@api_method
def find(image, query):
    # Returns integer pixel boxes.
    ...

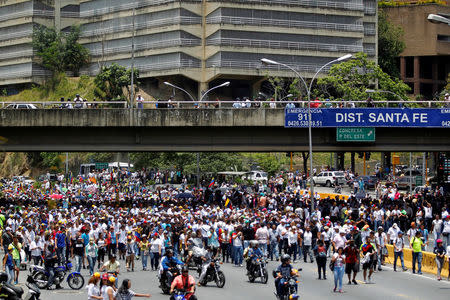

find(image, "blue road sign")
[285,108,450,128]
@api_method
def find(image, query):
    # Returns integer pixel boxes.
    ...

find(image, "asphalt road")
[17,256,449,300]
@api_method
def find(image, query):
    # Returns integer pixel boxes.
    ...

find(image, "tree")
[316,52,410,101]
[63,25,90,76]
[32,25,89,76]
[94,63,139,101]
[378,10,406,78]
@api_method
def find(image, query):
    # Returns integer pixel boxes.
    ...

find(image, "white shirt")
[424,207,432,219]
[388,227,399,241]
[87,283,100,300]
[255,227,269,244]
[303,231,312,246]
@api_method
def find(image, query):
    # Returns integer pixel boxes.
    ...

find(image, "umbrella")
[174,192,194,200]
[50,194,63,200]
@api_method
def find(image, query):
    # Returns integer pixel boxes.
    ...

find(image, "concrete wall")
[384,4,450,57]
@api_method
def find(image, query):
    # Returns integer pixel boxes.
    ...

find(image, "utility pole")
[196,153,200,188]
[130,1,136,108]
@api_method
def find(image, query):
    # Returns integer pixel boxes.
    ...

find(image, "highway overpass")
[0,108,449,152]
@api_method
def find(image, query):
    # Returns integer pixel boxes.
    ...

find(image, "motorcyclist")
[170,266,197,300]
[274,254,298,298]
[44,243,61,290]
[161,249,184,285]
[198,246,215,285]
[99,254,120,287]
[246,240,263,276]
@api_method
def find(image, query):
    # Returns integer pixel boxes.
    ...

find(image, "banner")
[285,108,450,128]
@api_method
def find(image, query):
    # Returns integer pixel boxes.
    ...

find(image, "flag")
[208,178,215,188]
[225,198,231,208]
[89,177,97,184]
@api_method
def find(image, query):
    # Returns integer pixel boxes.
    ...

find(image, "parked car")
[4,103,37,109]
[396,176,416,190]
[312,171,346,187]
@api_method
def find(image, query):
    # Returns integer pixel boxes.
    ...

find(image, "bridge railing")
[0,101,128,109]
[0,100,448,109]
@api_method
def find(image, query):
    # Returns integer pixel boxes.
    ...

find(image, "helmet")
[7,245,13,251]
[165,249,173,256]
[250,240,258,248]
[289,294,300,300]
[281,254,291,264]
[93,272,100,278]
[181,266,189,273]
[436,239,443,243]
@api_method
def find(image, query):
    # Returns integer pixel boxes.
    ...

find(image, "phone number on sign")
[287,120,323,127]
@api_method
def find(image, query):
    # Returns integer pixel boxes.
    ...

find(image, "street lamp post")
[261,54,352,211]
[163,82,196,102]
[199,82,230,102]
[280,94,294,102]
[427,14,450,25]
[130,1,136,109]
[365,89,406,107]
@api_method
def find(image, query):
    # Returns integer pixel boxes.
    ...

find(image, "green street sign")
[336,127,375,142]
[95,163,109,170]
[415,176,423,186]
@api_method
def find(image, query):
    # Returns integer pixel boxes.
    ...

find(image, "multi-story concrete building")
[0,0,79,90]
[1,0,378,99]
[78,0,378,100]
[384,3,450,99]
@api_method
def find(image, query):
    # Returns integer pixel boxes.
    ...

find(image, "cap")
[436,239,443,243]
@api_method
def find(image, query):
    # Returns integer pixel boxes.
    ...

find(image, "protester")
[331,247,345,293]
[115,278,151,299]
[410,231,423,275]
[433,239,446,281]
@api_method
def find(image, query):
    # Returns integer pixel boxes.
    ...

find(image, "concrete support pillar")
[351,152,355,174]
[413,56,420,95]
[382,152,391,176]
[400,57,406,80]
[432,57,439,96]
[54,1,61,30]
[198,82,208,102]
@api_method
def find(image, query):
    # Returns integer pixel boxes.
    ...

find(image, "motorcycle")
[198,259,225,288]
[0,272,24,300]
[31,261,84,290]
[171,289,188,300]
[24,274,41,300]
[159,265,181,294]
[275,276,299,300]
[247,257,269,284]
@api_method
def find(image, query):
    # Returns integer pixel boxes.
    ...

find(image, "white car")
[5,103,37,109]
[313,171,346,187]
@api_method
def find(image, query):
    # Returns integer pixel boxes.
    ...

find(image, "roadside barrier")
[385,244,449,275]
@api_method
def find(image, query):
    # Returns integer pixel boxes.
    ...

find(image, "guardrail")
[212,0,365,12]
[207,37,363,53]
[206,16,364,32]
[1,100,448,109]
[0,101,128,109]
[88,39,200,57]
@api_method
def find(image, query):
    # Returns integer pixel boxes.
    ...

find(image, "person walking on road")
[410,231,424,275]
[315,240,327,280]
[434,239,446,281]
[344,239,359,284]
[115,278,151,299]
[331,247,345,293]
[393,231,407,272]
[361,235,376,284]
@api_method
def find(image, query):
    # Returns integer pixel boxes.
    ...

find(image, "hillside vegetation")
[0,74,96,103]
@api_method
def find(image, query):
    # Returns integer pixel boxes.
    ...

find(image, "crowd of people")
[0,168,449,299]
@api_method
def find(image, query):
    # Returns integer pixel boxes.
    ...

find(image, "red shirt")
[171,275,196,299]
[344,245,358,264]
